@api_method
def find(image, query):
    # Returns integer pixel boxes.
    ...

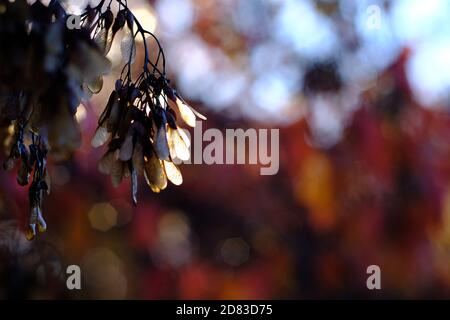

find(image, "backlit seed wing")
[163,160,183,186]
[132,142,144,174]
[123,161,131,178]
[121,28,136,64]
[27,206,40,240]
[94,27,113,55]
[112,9,126,35]
[176,98,196,127]
[119,134,134,161]
[176,97,207,121]
[154,125,170,160]
[107,99,121,132]
[167,127,190,161]
[99,91,117,125]
[25,226,36,241]
[111,160,125,187]
[82,83,94,99]
[87,76,104,94]
[68,42,111,82]
[48,111,82,158]
[144,154,167,192]
[98,150,117,175]
[91,125,110,147]
[178,128,191,148]
[188,104,207,120]
[37,210,47,233]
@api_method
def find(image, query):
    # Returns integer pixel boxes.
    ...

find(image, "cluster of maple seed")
[0,0,205,240]
[92,76,206,203]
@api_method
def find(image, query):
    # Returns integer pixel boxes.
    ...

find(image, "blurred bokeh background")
[2,0,450,299]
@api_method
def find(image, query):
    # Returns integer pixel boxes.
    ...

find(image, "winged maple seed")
[92,77,206,201]
[0,0,206,239]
